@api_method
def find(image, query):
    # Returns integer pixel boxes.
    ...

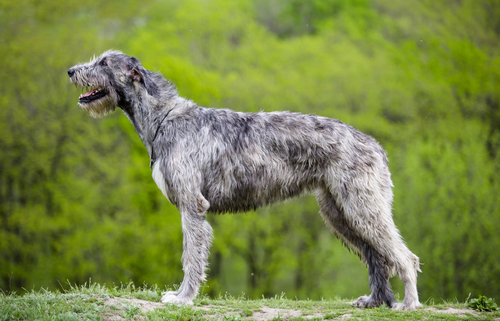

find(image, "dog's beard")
[78,95,116,118]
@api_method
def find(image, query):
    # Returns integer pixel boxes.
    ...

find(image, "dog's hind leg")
[161,193,213,305]
[316,188,396,308]
[323,168,422,310]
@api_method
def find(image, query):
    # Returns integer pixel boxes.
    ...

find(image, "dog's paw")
[352,295,380,308]
[161,291,193,305]
[392,301,423,311]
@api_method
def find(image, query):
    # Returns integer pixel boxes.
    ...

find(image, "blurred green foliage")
[1,0,499,303]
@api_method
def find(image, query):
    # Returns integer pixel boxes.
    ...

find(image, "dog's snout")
[67,68,75,77]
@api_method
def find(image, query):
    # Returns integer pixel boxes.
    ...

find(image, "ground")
[1,283,497,320]
[101,296,483,320]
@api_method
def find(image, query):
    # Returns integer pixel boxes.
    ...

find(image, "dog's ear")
[125,57,159,97]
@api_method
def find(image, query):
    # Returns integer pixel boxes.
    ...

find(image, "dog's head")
[68,50,159,118]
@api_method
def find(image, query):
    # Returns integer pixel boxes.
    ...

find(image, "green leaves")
[468,295,499,312]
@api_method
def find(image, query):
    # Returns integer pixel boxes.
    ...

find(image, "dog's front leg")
[161,194,213,305]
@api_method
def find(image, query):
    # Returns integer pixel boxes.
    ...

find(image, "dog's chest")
[152,163,171,202]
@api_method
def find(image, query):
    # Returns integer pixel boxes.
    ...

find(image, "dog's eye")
[100,59,107,67]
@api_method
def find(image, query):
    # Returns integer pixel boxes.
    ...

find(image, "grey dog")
[68,50,422,310]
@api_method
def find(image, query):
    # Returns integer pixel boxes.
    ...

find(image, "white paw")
[161,291,193,305]
[352,295,379,308]
[392,301,423,311]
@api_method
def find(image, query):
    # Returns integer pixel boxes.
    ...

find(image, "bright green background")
[1,0,499,303]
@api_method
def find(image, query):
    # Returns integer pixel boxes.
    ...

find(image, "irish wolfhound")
[68,50,422,310]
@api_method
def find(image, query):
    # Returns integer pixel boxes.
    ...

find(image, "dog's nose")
[67,68,75,77]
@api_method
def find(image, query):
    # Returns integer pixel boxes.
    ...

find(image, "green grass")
[1,282,498,320]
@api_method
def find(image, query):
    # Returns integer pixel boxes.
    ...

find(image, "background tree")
[1,0,499,302]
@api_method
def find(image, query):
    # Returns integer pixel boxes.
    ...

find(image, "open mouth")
[79,87,108,103]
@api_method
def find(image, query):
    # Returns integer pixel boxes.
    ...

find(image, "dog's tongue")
[80,89,98,98]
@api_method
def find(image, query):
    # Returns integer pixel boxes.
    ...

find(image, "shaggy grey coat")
[68,50,422,310]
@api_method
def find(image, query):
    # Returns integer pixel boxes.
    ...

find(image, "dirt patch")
[102,297,166,320]
[425,307,478,316]
[104,297,166,312]
[196,305,326,320]
[249,306,324,320]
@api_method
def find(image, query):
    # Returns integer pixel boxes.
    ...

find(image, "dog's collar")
[149,108,173,169]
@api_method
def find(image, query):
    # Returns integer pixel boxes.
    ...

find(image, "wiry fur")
[68,50,422,310]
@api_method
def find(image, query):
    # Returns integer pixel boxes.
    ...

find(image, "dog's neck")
[119,90,196,168]
[118,96,167,163]
[118,72,177,137]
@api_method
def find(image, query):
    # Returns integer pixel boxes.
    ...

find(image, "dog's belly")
[202,173,315,214]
